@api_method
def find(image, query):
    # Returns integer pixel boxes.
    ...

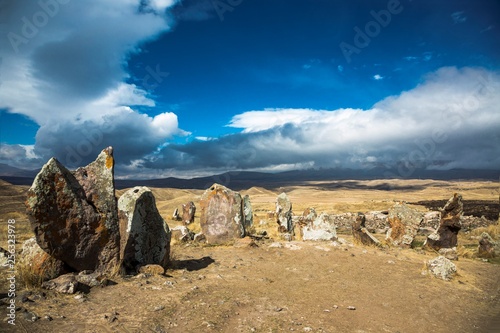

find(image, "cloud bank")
[141,67,500,177]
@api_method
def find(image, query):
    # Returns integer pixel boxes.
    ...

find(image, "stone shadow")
[171,256,215,271]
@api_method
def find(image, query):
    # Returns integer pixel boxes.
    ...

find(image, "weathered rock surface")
[363,211,389,233]
[386,203,422,247]
[352,213,381,246]
[171,225,195,243]
[138,264,165,275]
[478,232,499,258]
[20,237,68,281]
[42,273,79,294]
[276,193,293,233]
[302,213,337,241]
[422,211,441,229]
[425,193,463,250]
[25,147,120,274]
[172,208,181,221]
[243,195,253,229]
[118,186,171,272]
[199,184,248,244]
[426,256,457,281]
[182,201,196,224]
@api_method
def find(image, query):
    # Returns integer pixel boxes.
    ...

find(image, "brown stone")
[26,147,120,274]
[138,264,165,275]
[182,201,196,224]
[425,193,463,250]
[199,183,247,244]
[386,203,422,247]
[42,273,79,294]
[478,232,498,258]
[118,186,171,273]
[352,213,381,246]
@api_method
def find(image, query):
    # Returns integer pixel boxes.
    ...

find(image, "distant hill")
[0,163,39,178]
[1,166,498,190]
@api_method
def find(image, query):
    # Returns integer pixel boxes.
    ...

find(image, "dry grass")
[470,223,500,239]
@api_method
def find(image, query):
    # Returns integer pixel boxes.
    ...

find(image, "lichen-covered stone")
[426,256,457,281]
[20,237,68,282]
[386,203,422,247]
[199,184,247,244]
[302,213,337,241]
[276,193,293,233]
[25,147,120,274]
[182,201,196,224]
[425,193,463,250]
[243,195,253,230]
[118,186,171,273]
[478,232,499,258]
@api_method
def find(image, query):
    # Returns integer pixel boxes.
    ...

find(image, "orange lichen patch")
[106,155,114,169]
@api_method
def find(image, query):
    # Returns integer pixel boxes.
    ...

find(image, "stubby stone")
[118,186,171,273]
[478,232,499,258]
[171,226,195,244]
[42,273,79,294]
[193,232,207,243]
[25,147,120,274]
[302,213,337,241]
[276,193,293,233]
[182,201,196,224]
[386,203,422,247]
[425,193,463,250]
[172,208,181,221]
[243,195,253,229]
[199,184,248,244]
[20,237,68,281]
[299,208,318,227]
[352,213,381,246]
[426,256,457,281]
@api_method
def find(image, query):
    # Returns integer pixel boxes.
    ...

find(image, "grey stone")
[302,213,337,241]
[426,256,457,281]
[352,213,381,246]
[276,193,293,233]
[425,193,463,250]
[182,201,196,224]
[386,203,422,247]
[118,186,171,273]
[42,273,79,294]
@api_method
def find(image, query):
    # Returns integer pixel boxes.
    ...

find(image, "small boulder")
[42,273,79,294]
[425,193,463,250]
[386,203,422,247]
[199,184,248,244]
[182,201,196,224]
[299,207,318,226]
[302,213,337,241]
[193,232,207,243]
[118,186,171,273]
[171,226,195,244]
[138,264,165,275]
[352,213,381,246]
[478,232,499,258]
[426,256,457,281]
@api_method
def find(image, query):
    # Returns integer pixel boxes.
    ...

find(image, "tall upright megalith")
[26,147,120,274]
[199,184,250,244]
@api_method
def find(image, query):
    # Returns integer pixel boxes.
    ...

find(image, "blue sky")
[0,0,499,178]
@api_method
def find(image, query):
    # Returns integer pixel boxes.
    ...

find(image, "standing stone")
[276,193,293,233]
[300,208,317,226]
[425,193,463,250]
[25,147,120,274]
[386,203,422,247]
[172,208,181,221]
[182,201,196,224]
[243,195,253,230]
[478,232,499,258]
[118,186,171,272]
[352,213,381,246]
[302,213,337,241]
[199,183,247,244]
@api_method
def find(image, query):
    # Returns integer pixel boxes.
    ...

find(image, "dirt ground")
[0,178,499,332]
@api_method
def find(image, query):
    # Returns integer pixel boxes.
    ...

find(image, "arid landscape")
[0,178,499,333]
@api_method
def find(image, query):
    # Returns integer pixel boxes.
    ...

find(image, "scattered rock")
[302,213,337,241]
[139,264,165,275]
[425,194,463,250]
[352,213,381,246]
[299,207,318,226]
[386,203,422,247]
[182,201,196,224]
[193,233,207,243]
[199,184,249,244]
[42,273,79,294]
[276,193,293,233]
[426,256,457,281]
[171,226,195,243]
[363,211,389,233]
[172,208,181,221]
[347,306,356,310]
[233,237,257,248]
[478,232,499,258]
[118,186,171,273]
[422,211,441,229]
[23,310,39,322]
[26,147,120,274]
[438,247,458,261]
